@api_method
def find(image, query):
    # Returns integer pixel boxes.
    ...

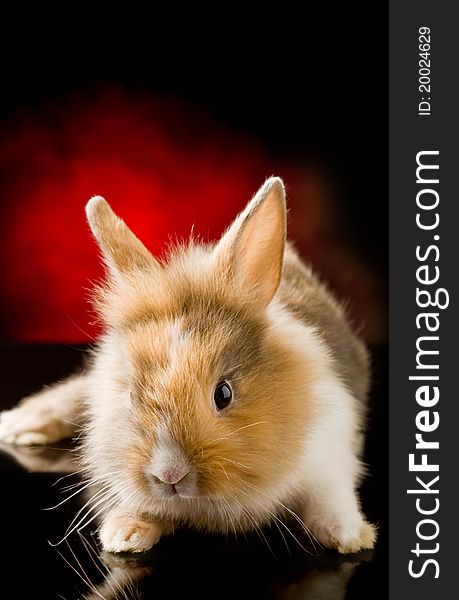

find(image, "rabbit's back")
[278,243,370,405]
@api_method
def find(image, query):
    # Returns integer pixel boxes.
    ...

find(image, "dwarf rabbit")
[0,177,375,554]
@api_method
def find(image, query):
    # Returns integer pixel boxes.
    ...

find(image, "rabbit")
[0,177,376,554]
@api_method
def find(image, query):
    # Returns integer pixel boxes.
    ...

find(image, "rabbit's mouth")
[154,483,189,498]
[148,469,199,500]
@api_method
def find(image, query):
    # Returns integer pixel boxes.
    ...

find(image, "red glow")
[0,88,275,341]
[0,87,386,344]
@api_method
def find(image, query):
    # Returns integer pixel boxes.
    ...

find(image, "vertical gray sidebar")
[390,3,458,597]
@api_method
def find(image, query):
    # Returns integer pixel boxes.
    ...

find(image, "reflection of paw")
[309,516,376,554]
[99,514,161,553]
[0,442,75,473]
[0,405,73,445]
[100,549,152,570]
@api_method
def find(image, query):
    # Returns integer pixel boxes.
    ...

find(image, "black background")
[0,7,387,273]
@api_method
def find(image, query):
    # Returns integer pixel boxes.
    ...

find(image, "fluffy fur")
[0,177,375,554]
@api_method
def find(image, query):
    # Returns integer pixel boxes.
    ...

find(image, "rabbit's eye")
[214,381,232,411]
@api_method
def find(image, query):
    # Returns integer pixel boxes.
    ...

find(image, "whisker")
[213,421,267,442]
[65,314,98,343]
[223,363,244,375]
[266,509,309,554]
[209,463,321,555]
[52,468,88,487]
[238,485,313,554]
[219,457,251,471]
[240,479,321,553]
[215,462,230,481]
[44,478,102,511]
[49,486,116,546]
[52,468,86,483]
[60,417,83,428]
[61,471,119,493]
[32,445,76,452]
[66,537,104,598]
[46,470,121,511]
[230,496,276,558]
[78,531,106,579]
[70,494,120,542]
[60,480,87,493]
[55,546,106,600]
[78,531,137,600]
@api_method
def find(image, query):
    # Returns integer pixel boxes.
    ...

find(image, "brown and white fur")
[0,178,376,554]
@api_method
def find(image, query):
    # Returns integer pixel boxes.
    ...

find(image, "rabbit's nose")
[151,465,190,486]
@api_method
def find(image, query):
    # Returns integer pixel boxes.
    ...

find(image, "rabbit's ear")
[86,196,162,277]
[215,177,286,306]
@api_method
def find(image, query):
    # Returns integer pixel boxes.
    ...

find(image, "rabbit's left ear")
[214,177,287,307]
[86,196,162,279]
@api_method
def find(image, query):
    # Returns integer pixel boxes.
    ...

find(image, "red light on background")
[0,86,386,344]
[0,87,275,341]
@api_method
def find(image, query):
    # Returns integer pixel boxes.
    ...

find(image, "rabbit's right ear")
[86,197,162,278]
[214,177,286,307]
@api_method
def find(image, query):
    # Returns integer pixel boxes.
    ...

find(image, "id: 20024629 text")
[418,26,431,116]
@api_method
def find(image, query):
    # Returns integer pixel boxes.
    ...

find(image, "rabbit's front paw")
[308,514,376,554]
[99,513,162,553]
